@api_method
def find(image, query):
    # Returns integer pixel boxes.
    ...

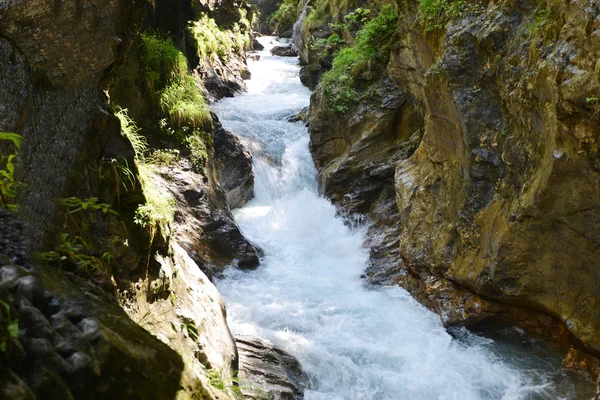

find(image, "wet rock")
[214,119,255,209]
[157,157,260,273]
[241,67,252,80]
[253,39,265,51]
[299,65,325,90]
[270,46,298,57]
[287,107,309,123]
[236,335,309,400]
[247,52,262,62]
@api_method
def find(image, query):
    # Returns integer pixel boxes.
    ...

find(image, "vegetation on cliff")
[319,5,398,113]
[0,132,22,211]
[267,0,300,34]
[189,14,251,63]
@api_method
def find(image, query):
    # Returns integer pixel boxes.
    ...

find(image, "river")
[212,37,592,400]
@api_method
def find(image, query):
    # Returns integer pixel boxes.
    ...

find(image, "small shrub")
[345,7,370,25]
[185,132,210,168]
[150,149,180,166]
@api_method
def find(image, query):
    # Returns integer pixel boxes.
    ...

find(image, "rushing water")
[212,38,593,400]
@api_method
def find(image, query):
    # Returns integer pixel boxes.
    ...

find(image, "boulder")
[214,120,255,209]
[253,39,265,51]
[270,46,298,57]
[236,335,309,399]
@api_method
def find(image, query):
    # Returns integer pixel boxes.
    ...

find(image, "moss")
[306,0,352,29]
[135,163,176,241]
[319,5,398,113]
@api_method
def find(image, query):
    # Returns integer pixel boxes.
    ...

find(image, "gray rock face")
[0,0,146,250]
[236,335,309,399]
[156,157,260,276]
[214,120,255,209]
[307,0,600,379]
[0,208,188,400]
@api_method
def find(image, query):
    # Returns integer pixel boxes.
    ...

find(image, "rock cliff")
[0,0,308,398]
[306,0,600,382]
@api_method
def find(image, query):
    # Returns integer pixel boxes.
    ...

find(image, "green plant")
[59,197,118,216]
[139,34,212,128]
[159,73,211,128]
[528,8,549,33]
[0,299,18,353]
[188,15,248,62]
[587,96,599,119]
[157,119,211,169]
[0,132,23,209]
[345,7,370,25]
[418,0,480,32]
[37,233,114,275]
[115,109,148,159]
[268,0,299,33]
[306,0,357,29]
[185,132,210,168]
[99,157,138,204]
[319,5,398,113]
[139,33,187,91]
[135,163,176,241]
[114,108,177,245]
[150,149,180,166]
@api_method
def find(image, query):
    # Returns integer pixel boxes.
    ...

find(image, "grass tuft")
[319,5,398,113]
[139,33,212,128]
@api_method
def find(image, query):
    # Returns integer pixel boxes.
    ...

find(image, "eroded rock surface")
[236,335,309,400]
[308,0,600,370]
[0,208,196,400]
[214,119,255,209]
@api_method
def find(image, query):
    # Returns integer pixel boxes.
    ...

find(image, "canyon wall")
[306,0,600,375]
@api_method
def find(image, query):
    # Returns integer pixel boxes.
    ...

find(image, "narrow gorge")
[0,0,599,399]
